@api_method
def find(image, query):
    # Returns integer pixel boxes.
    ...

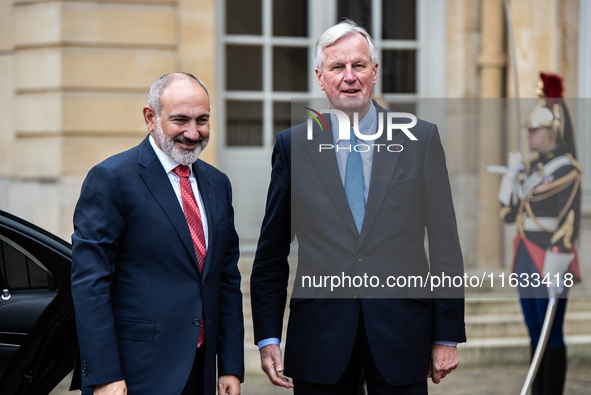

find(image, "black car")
[0,210,77,394]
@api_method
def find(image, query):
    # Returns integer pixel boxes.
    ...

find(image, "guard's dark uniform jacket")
[502,148,582,282]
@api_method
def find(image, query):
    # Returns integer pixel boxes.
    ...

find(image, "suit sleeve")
[421,125,467,343]
[250,131,293,344]
[216,175,245,379]
[71,163,125,387]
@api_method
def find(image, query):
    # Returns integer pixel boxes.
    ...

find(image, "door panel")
[0,211,76,395]
[0,344,19,380]
[0,291,56,333]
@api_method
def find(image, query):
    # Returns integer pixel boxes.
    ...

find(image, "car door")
[0,210,77,395]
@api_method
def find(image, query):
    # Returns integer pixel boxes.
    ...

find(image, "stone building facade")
[1,0,589,276]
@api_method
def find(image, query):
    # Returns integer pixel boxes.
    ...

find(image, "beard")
[152,121,209,166]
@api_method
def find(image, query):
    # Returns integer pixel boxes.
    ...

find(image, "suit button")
[356,255,364,263]
[193,318,200,327]
[353,291,360,299]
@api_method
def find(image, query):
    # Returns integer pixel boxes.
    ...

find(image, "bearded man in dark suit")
[71,72,243,395]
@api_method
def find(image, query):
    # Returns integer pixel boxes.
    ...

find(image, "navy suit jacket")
[71,136,243,394]
[251,102,466,385]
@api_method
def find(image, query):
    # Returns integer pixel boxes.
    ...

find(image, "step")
[244,336,591,374]
[465,297,590,315]
[458,335,591,365]
[466,311,591,338]
[240,262,591,365]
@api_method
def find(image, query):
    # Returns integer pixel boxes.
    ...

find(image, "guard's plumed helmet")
[526,73,563,131]
[526,72,576,157]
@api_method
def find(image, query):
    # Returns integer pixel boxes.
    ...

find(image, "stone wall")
[0,0,217,240]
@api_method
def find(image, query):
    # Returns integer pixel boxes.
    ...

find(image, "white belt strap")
[521,155,572,198]
[523,217,558,232]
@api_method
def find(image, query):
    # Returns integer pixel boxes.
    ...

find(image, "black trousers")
[293,314,427,395]
[181,342,207,395]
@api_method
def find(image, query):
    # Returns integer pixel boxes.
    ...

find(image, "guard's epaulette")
[531,168,579,196]
[566,153,583,173]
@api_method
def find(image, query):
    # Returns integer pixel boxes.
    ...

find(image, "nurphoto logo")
[303,107,418,153]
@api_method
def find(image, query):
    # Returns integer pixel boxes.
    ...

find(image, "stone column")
[0,0,15,204]
[476,0,505,268]
[507,0,561,100]
[445,0,482,268]
[178,0,217,165]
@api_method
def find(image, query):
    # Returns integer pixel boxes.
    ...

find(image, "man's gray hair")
[148,72,209,117]
[314,20,378,70]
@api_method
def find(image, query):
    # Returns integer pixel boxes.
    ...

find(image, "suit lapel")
[193,160,216,280]
[358,105,404,247]
[306,120,359,238]
[137,137,200,274]
[306,104,406,242]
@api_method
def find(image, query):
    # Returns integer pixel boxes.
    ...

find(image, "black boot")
[542,346,567,395]
[531,345,545,395]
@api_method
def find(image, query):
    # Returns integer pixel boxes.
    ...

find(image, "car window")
[0,236,55,291]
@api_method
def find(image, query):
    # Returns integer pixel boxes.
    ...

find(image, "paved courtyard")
[50,357,591,394]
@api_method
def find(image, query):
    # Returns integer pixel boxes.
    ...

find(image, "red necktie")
[173,165,206,347]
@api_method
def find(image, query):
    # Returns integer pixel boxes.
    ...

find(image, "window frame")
[0,235,54,291]
[216,0,447,153]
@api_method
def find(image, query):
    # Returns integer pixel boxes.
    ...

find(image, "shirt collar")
[331,100,377,144]
[148,134,191,175]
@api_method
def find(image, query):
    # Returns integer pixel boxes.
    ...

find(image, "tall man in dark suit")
[71,72,243,395]
[250,21,466,394]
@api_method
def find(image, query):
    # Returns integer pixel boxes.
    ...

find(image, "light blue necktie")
[345,127,365,233]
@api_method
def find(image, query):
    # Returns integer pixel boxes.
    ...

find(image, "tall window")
[221,0,310,149]
[338,0,417,95]
[217,0,445,248]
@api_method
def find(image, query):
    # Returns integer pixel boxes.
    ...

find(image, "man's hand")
[427,344,459,384]
[259,344,294,388]
[218,374,241,395]
[94,380,127,394]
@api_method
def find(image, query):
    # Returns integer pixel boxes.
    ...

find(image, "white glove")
[506,152,525,177]
[498,152,525,206]
[543,250,574,298]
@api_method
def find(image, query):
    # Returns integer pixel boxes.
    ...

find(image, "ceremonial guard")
[498,72,582,395]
